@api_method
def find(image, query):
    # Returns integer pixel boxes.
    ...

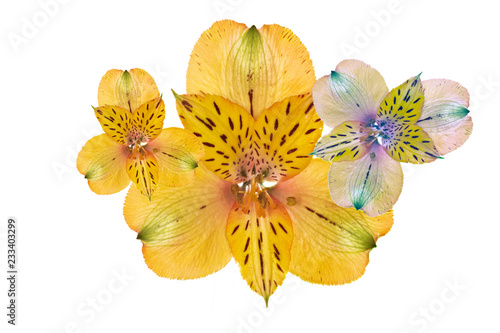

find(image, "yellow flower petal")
[270,159,394,284]
[226,198,293,304]
[98,68,159,112]
[328,144,403,216]
[418,79,473,155]
[174,92,255,182]
[93,105,131,144]
[313,121,371,162]
[383,124,440,163]
[377,74,424,125]
[123,163,234,279]
[186,20,315,118]
[76,134,130,195]
[253,94,323,181]
[126,148,159,199]
[148,127,204,187]
[131,97,165,142]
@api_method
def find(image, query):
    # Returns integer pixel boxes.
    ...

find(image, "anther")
[236,192,244,205]
[258,192,269,209]
[286,197,297,206]
[231,184,240,195]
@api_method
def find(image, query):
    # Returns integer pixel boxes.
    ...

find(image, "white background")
[1,0,499,332]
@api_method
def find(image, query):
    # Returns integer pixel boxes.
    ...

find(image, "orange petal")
[227,198,293,304]
[148,127,205,187]
[187,20,315,118]
[270,159,394,284]
[417,79,473,155]
[123,163,234,279]
[76,134,130,195]
[93,105,131,144]
[253,94,323,182]
[98,69,159,112]
[174,92,255,182]
[126,148,159,199]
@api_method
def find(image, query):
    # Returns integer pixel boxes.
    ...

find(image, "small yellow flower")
[77,69,204,199]
[123,21,394,304]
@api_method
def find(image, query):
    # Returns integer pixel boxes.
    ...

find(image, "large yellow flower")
[123,21,394,304]
[77,69,204,198]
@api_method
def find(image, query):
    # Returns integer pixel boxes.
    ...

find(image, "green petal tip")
[171,89,181,101]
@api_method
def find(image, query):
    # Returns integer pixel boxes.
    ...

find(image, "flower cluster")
[78,20,472,304]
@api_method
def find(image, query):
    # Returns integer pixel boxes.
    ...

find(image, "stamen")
[236,192,244,205]
[232,172,276,216]
[365,135,376,143]
[231,184,240,195]
[362,119,400,147]
[126,127,151,152]
[255,174,263,184]
[258,192,269,209]
[365,119,376,128]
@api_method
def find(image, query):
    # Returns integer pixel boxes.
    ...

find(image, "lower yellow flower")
[77,69,204,198]
[123,92,394,304]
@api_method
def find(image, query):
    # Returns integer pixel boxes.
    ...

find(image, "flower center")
[231,172,277,217]
[126,128,150,152]
[364,119,399,146]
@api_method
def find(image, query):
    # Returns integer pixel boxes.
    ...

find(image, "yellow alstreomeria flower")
[312,60,473,216]
[77,69,204,199]
[123,21,394,304]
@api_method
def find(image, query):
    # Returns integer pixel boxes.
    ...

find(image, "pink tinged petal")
[418,79,473,155]
[313,121,371,162]
[313,60,389,128]
[328,143,403,216]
